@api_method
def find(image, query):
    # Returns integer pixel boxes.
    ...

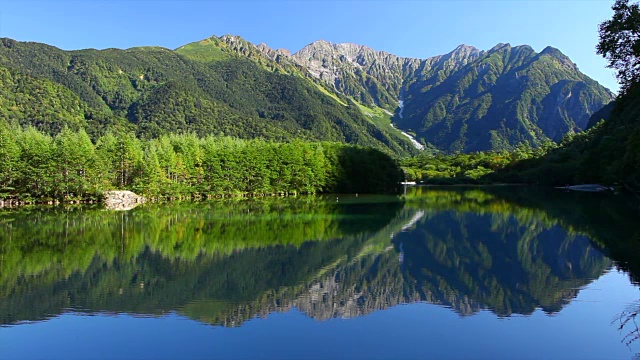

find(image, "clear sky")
[0,0,619,92]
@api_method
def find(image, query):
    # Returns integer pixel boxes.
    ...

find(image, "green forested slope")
[496,84,640,186]
[492,0,640,186]
[0,34,613,156]
[0,65,129,137]
[290,40,613,152]
[0,37,416,156]
[398,45,613,152]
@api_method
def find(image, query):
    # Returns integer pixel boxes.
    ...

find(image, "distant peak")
[450,44,481,55]
[218,34,241,40]
[513,44,534,51]
[256,42,271,52]
[301,40,368,51]
[277,48,292,56]
[540,46,564,57]
[195,34,248,44]
[539,46,574,63]
[212,34,255,46]
[308,39,332,46]
[296,39,332,52]
[539,46,576,69]
[257,42,291,57]
[489,43,511,52]
[294,39,371,59]
[442,44,482,64]
[454,44,476,51]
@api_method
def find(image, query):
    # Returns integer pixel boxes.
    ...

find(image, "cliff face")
[0,34,614,154]
[282,41,614,152]
[291,41,416,109]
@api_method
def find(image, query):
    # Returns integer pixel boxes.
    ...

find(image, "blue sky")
[1,0,619,92]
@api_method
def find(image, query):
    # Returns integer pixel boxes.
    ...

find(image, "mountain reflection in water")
[1,186,638,330]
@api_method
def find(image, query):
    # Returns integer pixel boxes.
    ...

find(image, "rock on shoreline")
[103,191,146,211]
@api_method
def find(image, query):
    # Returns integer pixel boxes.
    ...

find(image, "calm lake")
[1,186,640,359]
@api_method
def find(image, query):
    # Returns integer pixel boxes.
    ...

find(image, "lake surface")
[1,186,640,359]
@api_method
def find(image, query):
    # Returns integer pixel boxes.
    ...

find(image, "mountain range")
[0,35,614,154]
[282,39,614,151]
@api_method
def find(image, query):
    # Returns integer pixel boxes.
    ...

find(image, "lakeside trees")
[0,126,403,201]
[400,142,556,184]
[488,0,640,187]
[597,0,640,93]
[401,1,640,188]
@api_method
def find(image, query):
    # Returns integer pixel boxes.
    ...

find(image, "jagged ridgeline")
[0,35,613,155]
[290,41,614,152]
[0,37,416,156]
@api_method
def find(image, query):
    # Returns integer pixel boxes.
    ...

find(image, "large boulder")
[103,190,145,211]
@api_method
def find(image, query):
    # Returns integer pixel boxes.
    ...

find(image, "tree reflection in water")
[0,186,639,331]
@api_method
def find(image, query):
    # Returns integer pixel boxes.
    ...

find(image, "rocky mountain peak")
[216,34,253,48]
[294,40,392,63]
[443,44,483,64]
[290,40,418,108]
[489,42,511,51]
[218,34,244,42]
[178,35,613,152]
[452,44,480,53]
[256,43,291,61]
[540,46,577,70]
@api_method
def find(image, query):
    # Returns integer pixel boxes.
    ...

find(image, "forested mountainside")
[0,34,613,155]
[487,0,640,187]
[495,83,640,186]
[289,40,614,152]
[398,79,640,187]
[0,37,416,156]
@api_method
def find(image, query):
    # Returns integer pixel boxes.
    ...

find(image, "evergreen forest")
[400,0,640,189]
[0,125,403,202]
[1,0,639,201]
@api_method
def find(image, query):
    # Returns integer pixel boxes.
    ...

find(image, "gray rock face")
[207,35,304,76]
[290,41,413,109]
[256,43,291,61]
[280,40,613,151]
[286,41,482,110]
[103,190,145,211]
[244,36,614,152]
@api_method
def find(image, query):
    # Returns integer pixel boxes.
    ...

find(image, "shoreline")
[1,182,622,211]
